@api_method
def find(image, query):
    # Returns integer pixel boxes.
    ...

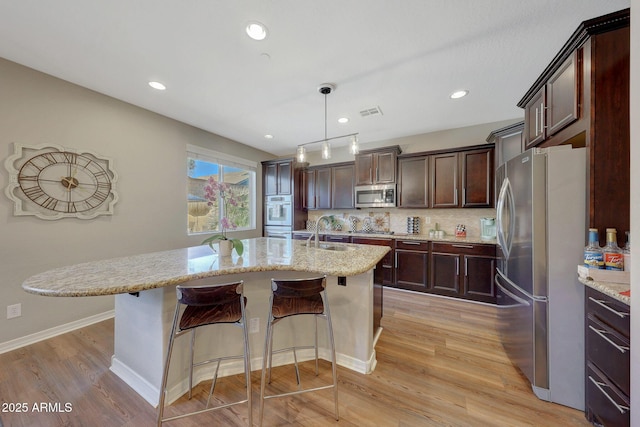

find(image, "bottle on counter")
[584,228,604,269]
[603,228,624,271]
[623,231,631,272]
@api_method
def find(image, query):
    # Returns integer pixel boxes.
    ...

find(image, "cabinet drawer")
[323,235,351,243]
[431,242,495,256]
[586,287,630,337]
[395,240,429,251]
[587,314,630,397]
[586,363,630,427]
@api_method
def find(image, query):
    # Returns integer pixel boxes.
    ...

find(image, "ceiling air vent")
[359,106,383,118]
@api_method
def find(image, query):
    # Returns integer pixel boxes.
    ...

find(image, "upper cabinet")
[523,52,580,149]
[303,162,354,210]
[398,156,429,208]
[263,159,292,195]
[517,8,630,246]
[355,146,401,186]
[429,146,494,208]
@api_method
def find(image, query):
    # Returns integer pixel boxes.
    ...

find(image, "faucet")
[307,215,333,246]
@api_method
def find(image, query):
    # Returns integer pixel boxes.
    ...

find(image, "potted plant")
[201,178,244,256]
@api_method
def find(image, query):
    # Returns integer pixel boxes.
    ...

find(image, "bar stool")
[258,275,338,426]
[157,281,252,426]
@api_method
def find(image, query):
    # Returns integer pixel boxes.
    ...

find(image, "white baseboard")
[0,310,115,355]
[110,356,160,406]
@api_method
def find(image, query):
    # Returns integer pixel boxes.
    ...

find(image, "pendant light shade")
[350,135,359,155]
[321,141,331,160]
[297,146,306,162]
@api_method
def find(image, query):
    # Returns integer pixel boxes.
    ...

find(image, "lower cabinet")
[429,242,497,303]
[393,240,429,292]
[351,237,394,287]
[585,286,630,427]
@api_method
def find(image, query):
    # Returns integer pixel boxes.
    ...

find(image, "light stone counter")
[22,237,389,406]
[22,237,390,297]
[578,276,630,306]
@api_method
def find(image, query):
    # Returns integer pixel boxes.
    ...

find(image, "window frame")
[187,144,257,236]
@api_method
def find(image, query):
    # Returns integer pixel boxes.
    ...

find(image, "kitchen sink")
[303,242,355,251]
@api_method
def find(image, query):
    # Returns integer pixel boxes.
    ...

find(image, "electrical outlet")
[425,217,431,224]
[7,303,21,319]
[249,317,259,334]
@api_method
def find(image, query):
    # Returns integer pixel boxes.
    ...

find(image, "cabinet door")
[524,88,546,149]
[331,164,355,209]
[429,252,459,296]
[355,153,374,185]
[430,153,458,208]
[546,52,579,137]
[376,151,396,184]
[352,237,394,286]
[303,169,316,209]
[264,163,278,196]
[395,250,429,290]
[496,128,524,167]
[315,168,332,209]
[398,156,428,208]
[462,255,496,303]
[277,161,292,195]
[460,148,493,208]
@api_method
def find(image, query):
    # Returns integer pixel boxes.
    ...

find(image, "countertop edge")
[578,276,630,306]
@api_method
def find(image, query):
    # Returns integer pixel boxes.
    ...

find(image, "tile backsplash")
[308,208,497,238]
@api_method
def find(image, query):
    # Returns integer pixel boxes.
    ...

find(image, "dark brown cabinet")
[331,163,355,209]
[304,163,354,210]
[518,9,630,247]
[397,156,429,208]
[429,242,496,303]
[430,147,494,208]
[524,52,580,149]
[263,159,292,196]
[585,286,630,426]
[393,240,429,292]
[355,146,400,186]
[303,166,331,210]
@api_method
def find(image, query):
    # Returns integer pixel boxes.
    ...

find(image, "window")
[187,145,256,235]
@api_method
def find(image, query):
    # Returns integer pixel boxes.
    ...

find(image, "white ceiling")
[0,1,630,156]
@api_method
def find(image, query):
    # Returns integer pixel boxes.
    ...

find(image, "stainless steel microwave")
[354,184,397,208]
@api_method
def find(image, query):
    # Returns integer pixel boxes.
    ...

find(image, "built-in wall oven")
[265,195,292,226]
[264,226,292,239]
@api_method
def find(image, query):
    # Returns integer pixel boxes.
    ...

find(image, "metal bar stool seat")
[157,281,252,426]
[258,275,338,426]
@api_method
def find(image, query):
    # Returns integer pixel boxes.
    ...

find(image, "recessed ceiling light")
[264,134,274,139]
[246,22,268,41]
[338,117,349,124]
[450,90,468,99]
[148,81,166,90]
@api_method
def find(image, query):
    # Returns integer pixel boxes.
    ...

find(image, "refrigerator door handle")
[495,276,530,307]
[496,268,548,303]
[496,177,514,259]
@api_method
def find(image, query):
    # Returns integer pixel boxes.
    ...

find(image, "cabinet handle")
[400,241,421,245]
[588,376,630,414]
[539,102,545,134]
[375,166,379,182]
[462,188,465,205]
[455,258,459,276]
[394,252,398,269]
[454,188,458,205]
[535,106,539,137]
[588,325,629,354]
[588,297,630,318]
[464,258,468,277]
[452,244,474,249]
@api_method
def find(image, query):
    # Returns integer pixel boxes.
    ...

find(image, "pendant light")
[296,83,359,162]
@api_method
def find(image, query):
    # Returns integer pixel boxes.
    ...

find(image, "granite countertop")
[578,276,630,306]
[294,230,497,245]
[22,238,390,297]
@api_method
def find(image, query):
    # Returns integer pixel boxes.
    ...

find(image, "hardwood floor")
[0,288,590,426]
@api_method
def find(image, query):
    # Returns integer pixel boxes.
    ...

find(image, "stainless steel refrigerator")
[495,145,586,410]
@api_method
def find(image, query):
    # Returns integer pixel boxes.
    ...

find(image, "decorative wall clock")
[4,143,119,220]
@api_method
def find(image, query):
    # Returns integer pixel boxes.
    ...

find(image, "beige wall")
[0,58,271,345]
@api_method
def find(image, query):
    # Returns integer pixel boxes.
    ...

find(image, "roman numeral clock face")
[4,144,119,220]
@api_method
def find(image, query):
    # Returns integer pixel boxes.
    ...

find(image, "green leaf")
[231,239,244,256]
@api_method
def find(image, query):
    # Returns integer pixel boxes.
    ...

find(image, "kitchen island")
[22,237,390,406]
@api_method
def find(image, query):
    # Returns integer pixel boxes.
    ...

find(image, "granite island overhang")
[22,237,390,406]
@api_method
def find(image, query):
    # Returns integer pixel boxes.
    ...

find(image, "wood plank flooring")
[0,288,590,426]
